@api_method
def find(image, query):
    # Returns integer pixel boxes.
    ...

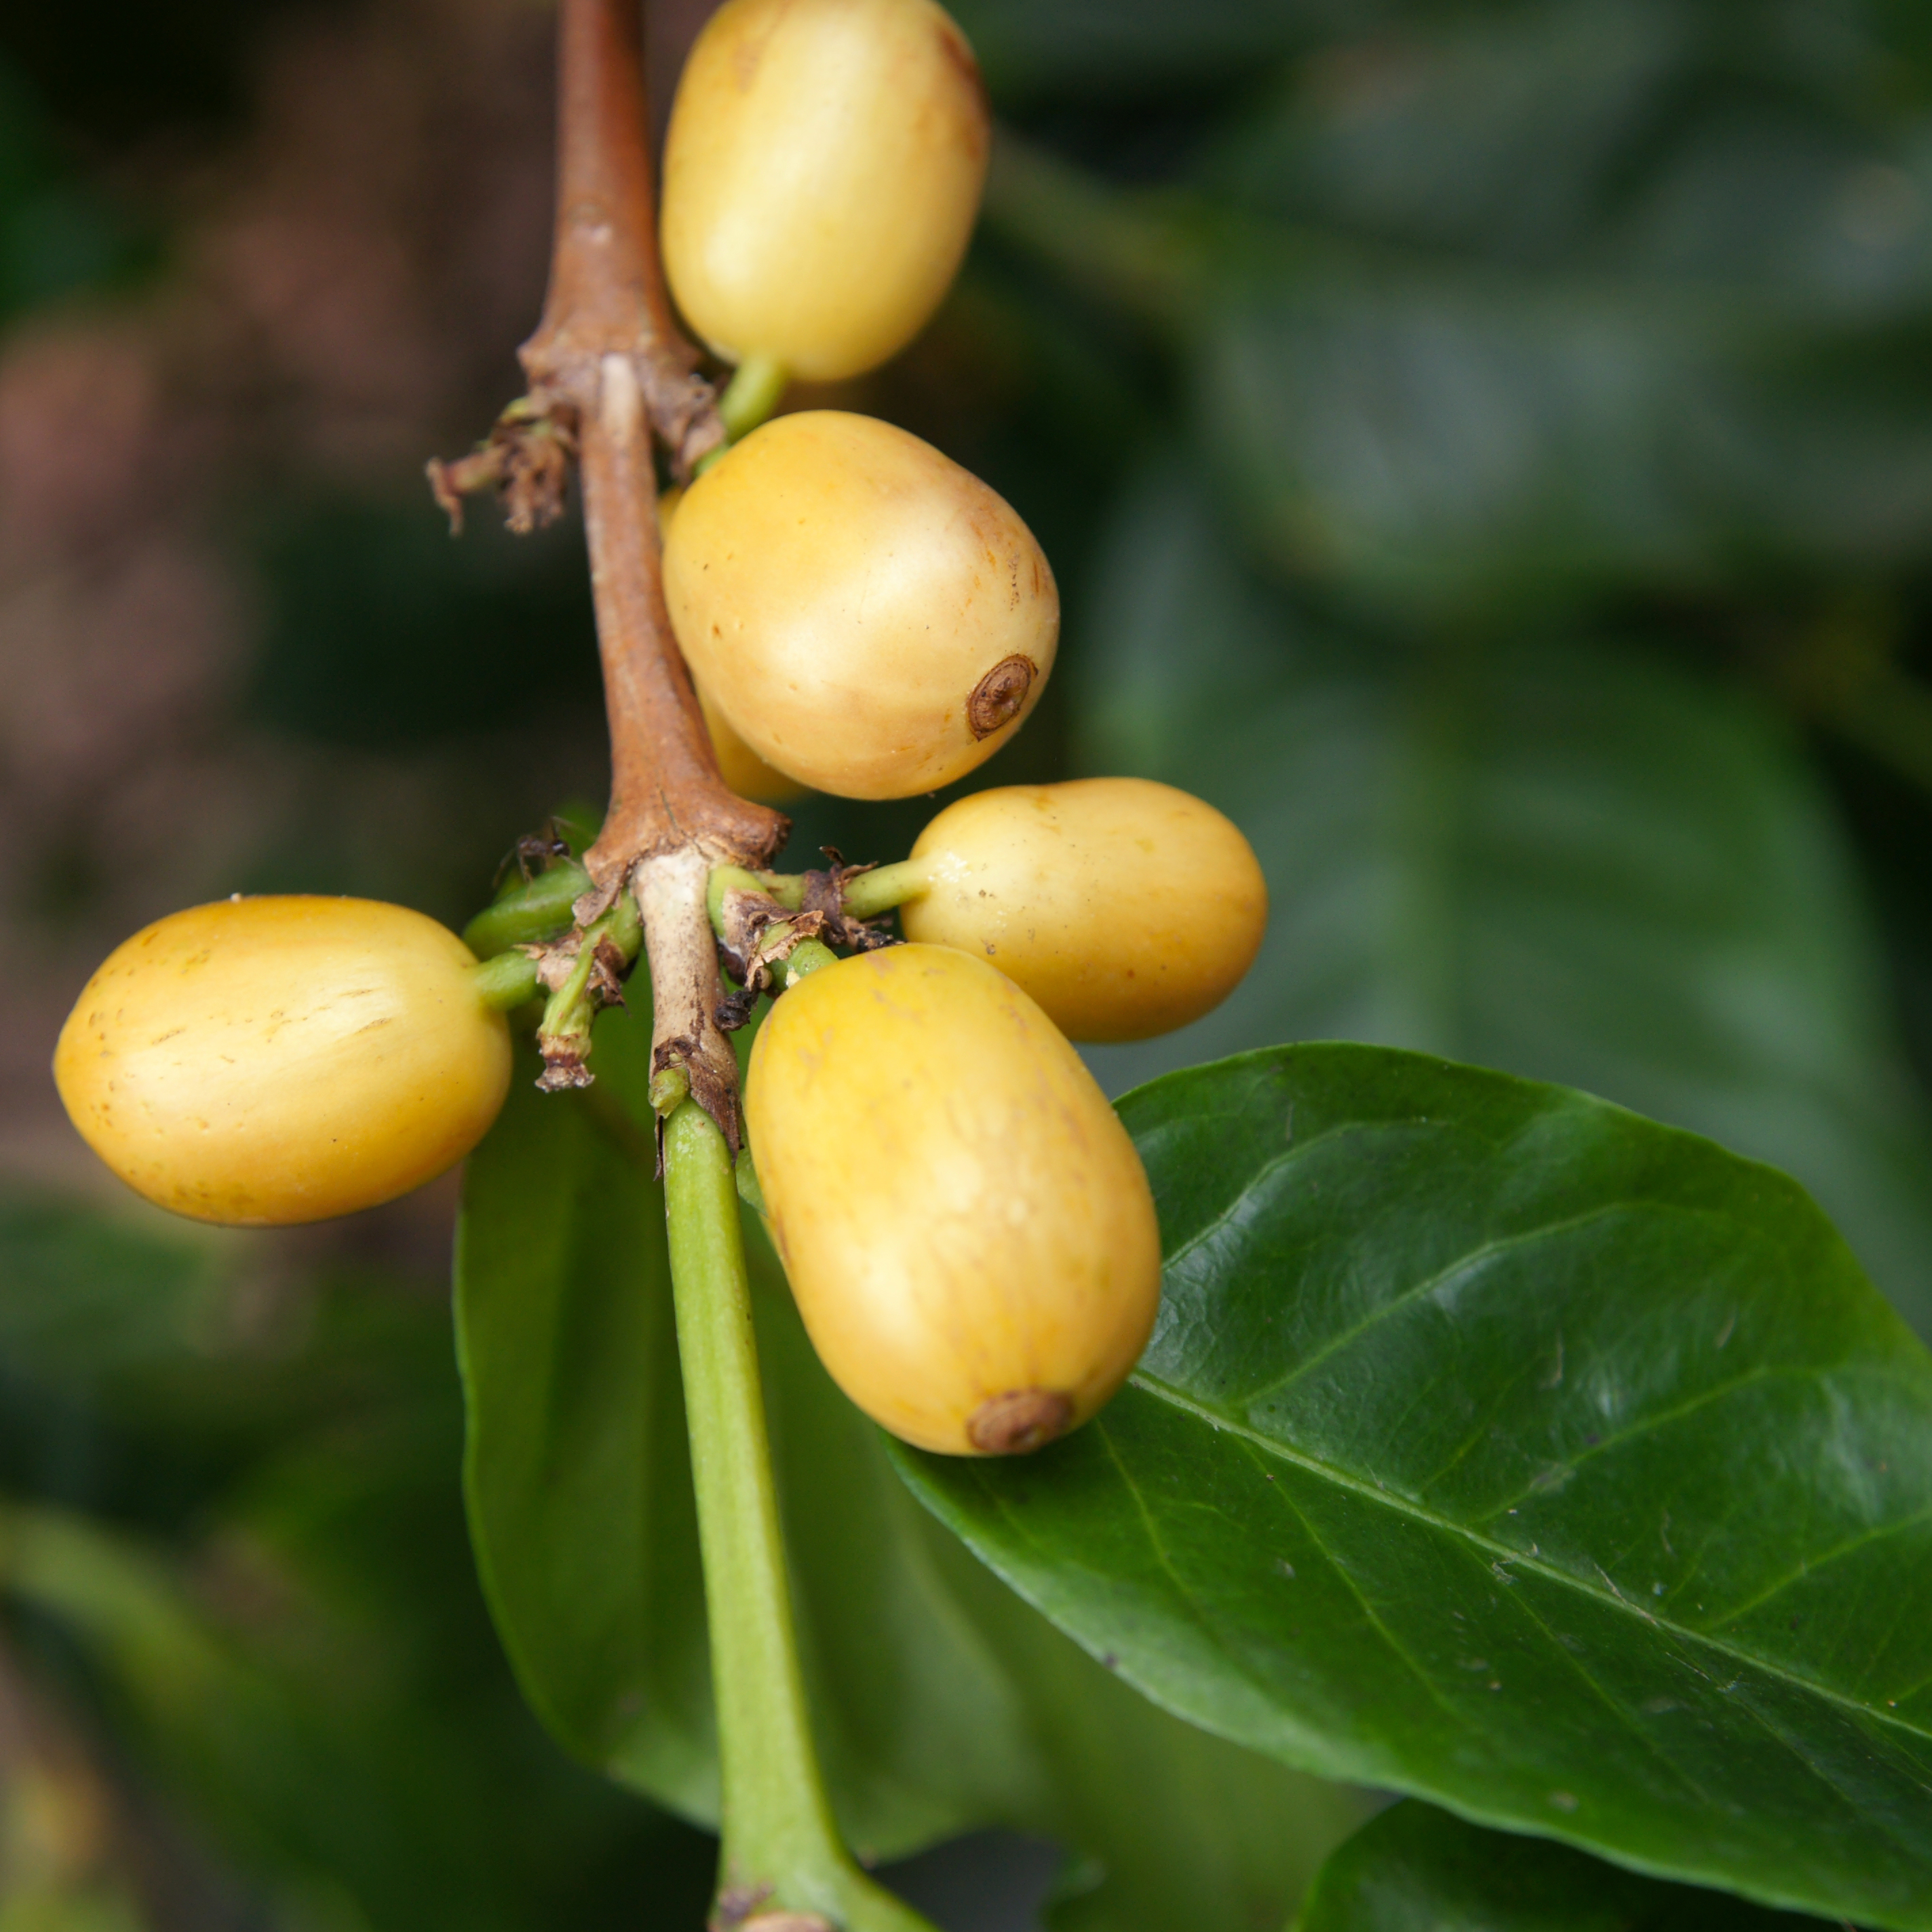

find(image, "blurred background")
[3,0,1932,1925]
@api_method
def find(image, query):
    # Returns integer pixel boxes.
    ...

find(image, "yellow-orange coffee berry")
[662,0,988,381]
[746,944,1161,1454]
[54,897,511,1226]
[697,678,807,804]
[899,778,1268,1041]
[661,485,807,804]
[665,411,1058,800]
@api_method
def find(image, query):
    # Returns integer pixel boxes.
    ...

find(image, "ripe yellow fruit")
[54,897,511,1226]
[664,411,1058,800]
[661,0,989,382]
[697,682,809,804]
[661,484,807,805]
[746,945,1161,1454]
[900,779,1268,1041]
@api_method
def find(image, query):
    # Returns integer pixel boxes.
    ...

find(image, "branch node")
[425,398,578,535]
[799,850,899,951]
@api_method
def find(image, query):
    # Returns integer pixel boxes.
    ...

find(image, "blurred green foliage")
[0,59,147,325]
[8,0,1932,1924]
[0,1193,718,1930]
[250,503,601,750]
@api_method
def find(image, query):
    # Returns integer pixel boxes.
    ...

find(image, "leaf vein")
[1127,1374,1932,1747]
[1236,1204,1633,1408]
[1498,1575,1722,1813]
[1704,1502,1932,1634]
[1237,1437,1469,1733]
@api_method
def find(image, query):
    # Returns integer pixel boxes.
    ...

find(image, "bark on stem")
[638,847,745,1151]
[522,0,717,472]
[520,0,787,1137]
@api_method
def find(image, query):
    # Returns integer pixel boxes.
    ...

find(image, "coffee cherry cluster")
[50,0,1269,1460]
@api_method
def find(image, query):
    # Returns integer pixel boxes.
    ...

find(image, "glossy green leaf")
[896,1043,1932,1929]
[1074,470,1932,1339]
[455,1013,1361,1924]
[1294,1801,1834,1931]
[908,1518,1370,1932]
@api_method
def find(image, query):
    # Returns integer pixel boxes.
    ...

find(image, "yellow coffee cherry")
[746,944,1161,1455]
[664,411,1058,800]
[697,681,807,803]
[898,778,1268,1042]
[661,483,807,805]
[54,897,511,1227]
[662,0,989,382]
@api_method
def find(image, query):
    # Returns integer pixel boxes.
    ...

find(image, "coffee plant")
[14,0,1932,1927]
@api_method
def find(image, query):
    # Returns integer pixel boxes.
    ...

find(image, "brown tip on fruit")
[967,655,1036,740]
[967,1388,1075,1455]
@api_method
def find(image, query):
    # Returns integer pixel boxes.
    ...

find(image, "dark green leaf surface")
[1074,471,1932,1338]
[1294,1801,1834,1931]
[1194,275,1932,617]
[910,1518,1369,1932]
[896,1044,1932,1928]
[981,7,1932,617]
[454,1012,715,1815]
[455,1013,1361,1925]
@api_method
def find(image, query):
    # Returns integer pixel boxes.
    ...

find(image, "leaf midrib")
[1139,1098,1932,1724]
[1123,1370,1932,1749]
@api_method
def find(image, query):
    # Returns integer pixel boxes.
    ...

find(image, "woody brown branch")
[507,0,787,1146]
[522,0,786,888]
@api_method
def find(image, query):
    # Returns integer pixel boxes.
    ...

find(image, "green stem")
[708,864,805,938]
[469,950,542,1010]
[660,1104,936,1931]
[535,893,644,1075]
[777,938,840,986]
[463,862,593,958]
[717,353,789,442]
[710,857,932,934]
[541,896,641,1017]
[839,858,933,921]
